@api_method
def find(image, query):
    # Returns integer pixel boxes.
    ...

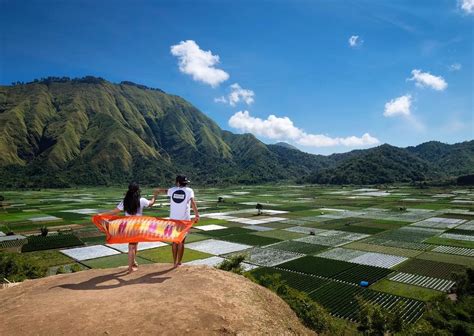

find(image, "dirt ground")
[0,264,314,335]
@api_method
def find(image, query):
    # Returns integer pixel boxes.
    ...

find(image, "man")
[157,175,199,267]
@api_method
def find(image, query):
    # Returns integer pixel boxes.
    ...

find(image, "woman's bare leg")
[128,243,136,273]
[172,243,178,267]
[133,243,138,267]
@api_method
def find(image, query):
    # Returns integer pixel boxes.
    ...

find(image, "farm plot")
[410,217,466,230]
[196,227,254,237]
[456,221,474,231]
[22,234,84,252]
[364,226,442,251]
[332,264,392,285]
[432,245,474,257]
[276,256,354,278]
[284,226,327,235]
[395,259,466,279]
[220,233,282,246]
[316,248,366,262]
[439,233,474,242]
[185,239,251,255]
[266,241,328,254]
[295,230,369,247]
[60,245,120,261]
[309,281,424,323]
[317,248,407,268]
[388,272,455,292]
[249,267,330,293]
[226,247,301,266]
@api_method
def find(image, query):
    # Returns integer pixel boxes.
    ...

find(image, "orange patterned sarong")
[92,215,193,244]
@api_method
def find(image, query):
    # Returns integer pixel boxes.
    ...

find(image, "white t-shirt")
[117,197,150,216]
[167,186,194,220]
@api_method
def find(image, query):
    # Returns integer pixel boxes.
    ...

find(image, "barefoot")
[127,267,136,274]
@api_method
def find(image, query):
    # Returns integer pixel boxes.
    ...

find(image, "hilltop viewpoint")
[0,264,314,336]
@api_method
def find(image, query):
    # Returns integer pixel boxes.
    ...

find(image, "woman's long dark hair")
[123,182,141,215]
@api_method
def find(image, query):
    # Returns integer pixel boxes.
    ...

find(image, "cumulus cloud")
[228,111,379,148]
[408,69,447,91]
[215,83,255,106]
[384,95,412,117]
[348,35,363,48]
[448,63,462,71]
[460,0,474,14]
[170,40,229,87]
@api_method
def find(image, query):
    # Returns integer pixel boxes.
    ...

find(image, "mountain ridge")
[0,77,472,187]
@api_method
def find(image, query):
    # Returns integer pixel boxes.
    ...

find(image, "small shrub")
[56,266,66,274]
[216,254,246,274]
[40,226,49,237]
[70,264,82,273]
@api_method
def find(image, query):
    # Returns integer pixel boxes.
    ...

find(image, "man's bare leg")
[177,241,185,265]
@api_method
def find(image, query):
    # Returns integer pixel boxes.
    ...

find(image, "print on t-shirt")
[171,190,186,204]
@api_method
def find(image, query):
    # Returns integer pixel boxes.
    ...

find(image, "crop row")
[389,272,454,292]
[395,258,465,279]
[432,245,474,257]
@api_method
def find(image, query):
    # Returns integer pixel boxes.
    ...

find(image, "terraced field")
[1,185,473,325]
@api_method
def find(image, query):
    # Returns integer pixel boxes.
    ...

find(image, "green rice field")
[1,184,473,324]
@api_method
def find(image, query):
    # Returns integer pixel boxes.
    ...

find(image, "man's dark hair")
[176,175,189,187]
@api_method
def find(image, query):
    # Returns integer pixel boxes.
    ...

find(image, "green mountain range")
[1,77,472,187]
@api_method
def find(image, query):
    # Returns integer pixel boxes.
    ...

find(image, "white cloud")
[170,40,229,87]
[448,63,462,71]
[460,0,474,14]
[348,35,363,48]
[408,69,447,91]
[384,95,412,117]
[215,83,255,106]
[228,111,379,148]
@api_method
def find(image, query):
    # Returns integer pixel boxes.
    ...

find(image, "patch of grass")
[416,251,474,267]
[21,250,75,268]
[253,229,306,240]
[425,236,474,249]
[183,233,209,243]
[268,241,327,254]
[137,246,212,263]
[370,279,443,302]
[82,254,153,269]
[81,235,106,245]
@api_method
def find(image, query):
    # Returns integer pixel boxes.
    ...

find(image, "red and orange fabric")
[92,214,193,244]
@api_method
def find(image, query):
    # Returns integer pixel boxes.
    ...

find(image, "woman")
[100,182,158,273]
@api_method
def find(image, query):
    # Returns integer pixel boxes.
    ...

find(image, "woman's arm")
[148,189,162,207]
[190,198,199,224]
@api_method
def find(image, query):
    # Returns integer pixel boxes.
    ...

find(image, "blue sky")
[1,0,472,154]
